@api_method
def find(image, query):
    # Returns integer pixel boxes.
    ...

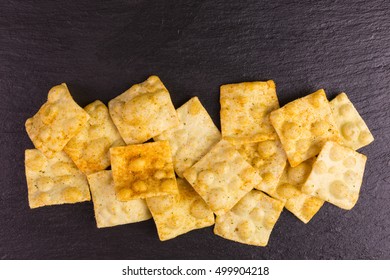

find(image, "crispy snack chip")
[155,97,221,177]
[183,140,261,215]
[271,159,324,223]
[87,170,151,228]
[220,80,279,144]
[214,190,284,246]
[25,149,91,208]
[234,139,287,194]
[302,141,367,210]
[108,76,179,144]
[25,83,90,158]
[146,178,214,241]
[270,89,342,167]
[64,100,125,174]
[330,92,374,150]
[110,141,178,201]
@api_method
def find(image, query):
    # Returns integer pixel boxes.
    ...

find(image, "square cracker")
[154,97,221,177]
[64,100,125,175]
[330,92,374,150]
[270,159,324,223]
[183,140,261,215]
[146,178,215,241]
[301,141,367,210]
[25,83,90,159]
[234,139,287,194]
[220,80,279,144]
[110,141,178,201]
[87,170,151,228]
[270,89,342,167]
[108,76,179,144]
[214,190,284,247]
[25,149,91,209]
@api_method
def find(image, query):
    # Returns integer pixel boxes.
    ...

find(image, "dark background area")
[1,0,389,259]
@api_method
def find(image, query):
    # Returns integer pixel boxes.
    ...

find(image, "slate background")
[1,0,389,259]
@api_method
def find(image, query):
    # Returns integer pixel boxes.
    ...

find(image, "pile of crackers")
[24,76,374,246]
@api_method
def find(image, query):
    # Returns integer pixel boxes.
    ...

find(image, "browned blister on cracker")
[110,141,178,201]
[270,89,341,167]
[25,83,90,158]
[220,80,279,144]
[146,178,214,241]
[108,76,179,144]
[25,149,91,208]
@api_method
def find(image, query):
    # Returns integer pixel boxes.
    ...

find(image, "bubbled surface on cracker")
[87,170,151,228]
[25,83,90,159]
[183,139,261,216]
[146,178,214,241]
[25,149,91,208]
[302,141,367,210]
[330,92,374,150]
[220,80,279,144]
[110,141,178,201]
[270,158,324,223]
[214,190,284,246]
[155,96,221,178]
[234,139,287,195]
[108,76,179,145]
[64,100,125,174]
[270,89,342,167]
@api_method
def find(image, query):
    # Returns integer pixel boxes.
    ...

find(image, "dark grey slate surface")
[0,0,389,259]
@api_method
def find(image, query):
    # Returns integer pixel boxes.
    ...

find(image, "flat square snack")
[220,80,279,144]
[108,76,179,144]
[270,159,324,223]
[110,141,178,201]
[234,139,287,194]
[183,140,261,215]
[25,149,91,209]
[301,141,367,210]
[87,170,151,228]
[154,97,221,177]
[25,83,90,158]
[64,100,125,174]
[270,89,342,167]
[214,190,284,246]
[146,178,214,241]
[330,92,374,150]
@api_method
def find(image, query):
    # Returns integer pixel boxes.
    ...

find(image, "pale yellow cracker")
[25,83,90,158]
[146,178,214,241]
[108,76,179,144]
[234,139,287,194]
[302,141,367,210]
[270,159,324,223]
[270,89,342,167]
[330,92,374,150]
[155,97,221,177]
[64,100,125,174]
[220,80,279,144]
[25,149,91,209]
[110,141,178,201]
[183,140,261,215]
[87,170,151,228]
[214,190,284,246]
